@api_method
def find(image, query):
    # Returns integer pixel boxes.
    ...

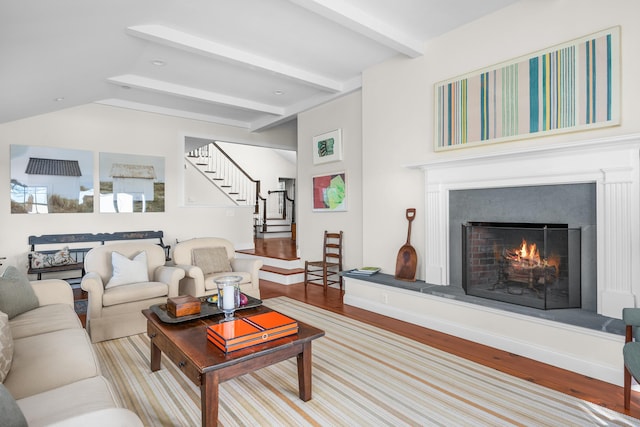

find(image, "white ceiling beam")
[106,74,285,115]
[289,0,424,58]
[126,25,343,93]
[251,75,362,132]
[95,99,251,129]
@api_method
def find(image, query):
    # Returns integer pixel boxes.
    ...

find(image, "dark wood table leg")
[150,336,161,372]
[201,371,220,427]
[296,341,313,401]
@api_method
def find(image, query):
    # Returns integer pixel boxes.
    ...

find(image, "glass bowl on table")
[213,275,242,322]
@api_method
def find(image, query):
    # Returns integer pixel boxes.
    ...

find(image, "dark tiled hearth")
[343,272,625,336]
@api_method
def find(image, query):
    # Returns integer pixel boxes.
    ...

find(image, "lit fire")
[504,238,560,273]
[518,239,539,264]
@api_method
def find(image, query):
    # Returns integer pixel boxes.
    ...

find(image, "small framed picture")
[312,129,342,164]
[312,172,346,212]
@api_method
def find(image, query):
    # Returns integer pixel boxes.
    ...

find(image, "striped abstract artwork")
[435,27,619,150]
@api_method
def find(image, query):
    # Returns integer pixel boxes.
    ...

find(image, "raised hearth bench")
[342,272,626,386]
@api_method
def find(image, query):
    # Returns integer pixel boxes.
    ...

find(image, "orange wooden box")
[167,295,201,317]
[207,311,298,353]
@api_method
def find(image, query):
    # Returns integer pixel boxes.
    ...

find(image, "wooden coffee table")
[142,305,325,427]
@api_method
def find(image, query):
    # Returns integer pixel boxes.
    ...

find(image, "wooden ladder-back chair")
[304,231,343,294]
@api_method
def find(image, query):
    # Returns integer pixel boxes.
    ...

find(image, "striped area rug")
[94,297,639,426]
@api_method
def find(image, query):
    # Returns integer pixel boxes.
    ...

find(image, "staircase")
[186,143,259,209]
[187,142,295,240]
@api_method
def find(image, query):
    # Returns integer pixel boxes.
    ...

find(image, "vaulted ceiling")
[1,0,518,132]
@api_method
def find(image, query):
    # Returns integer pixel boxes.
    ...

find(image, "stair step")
[260,265,304,275]
[205,170,216,174]
[196,162,208,166]
[236,252,303,285]
[221,185,231,188]
[229,192,239,195]
[212,178,224,181]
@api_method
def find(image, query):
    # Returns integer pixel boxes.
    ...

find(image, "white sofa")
[173,237,262,299]
[2,278,142,426]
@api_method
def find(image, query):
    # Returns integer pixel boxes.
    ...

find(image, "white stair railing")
[187,143,260,212]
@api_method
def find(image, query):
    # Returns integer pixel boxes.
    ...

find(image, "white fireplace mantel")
[409,133,640,318]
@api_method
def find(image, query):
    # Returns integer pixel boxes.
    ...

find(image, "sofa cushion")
[102,281,169,307]
[105,251,149,289]
[192,247,231,275]
[0,267,39,319]
[0,311,14,383]
[4,329,100,399]
[9,304,81,340]
[203,271,252,291]
[16,376,119,427]
[0,384,27,427]
[45,408,144,427]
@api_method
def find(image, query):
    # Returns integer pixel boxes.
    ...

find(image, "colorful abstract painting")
[312,172,346,212]
[435,27,620,150]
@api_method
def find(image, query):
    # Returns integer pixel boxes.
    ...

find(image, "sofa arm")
[231,258,263,288]
[176,264,204,280]
[81,272,105,318]
[30,279,74,307]
[174,264,206,297]
[154,266,185,297]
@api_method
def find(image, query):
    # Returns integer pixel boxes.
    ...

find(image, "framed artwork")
[99,152,165,213]
[10,145,94,214]
[312,172,346,212]
[435,26,620,151]
[312,129,342,164]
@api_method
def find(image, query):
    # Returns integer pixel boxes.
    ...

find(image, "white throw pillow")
[105,251,149,289]
[0,310,13,383]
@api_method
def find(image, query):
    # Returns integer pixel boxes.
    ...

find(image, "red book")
[207,311,298,353]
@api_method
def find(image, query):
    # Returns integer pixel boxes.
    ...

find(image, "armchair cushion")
[0,267,39,319]
[102,281,169,307]
[192,247,231,275]
[105,251,149,289]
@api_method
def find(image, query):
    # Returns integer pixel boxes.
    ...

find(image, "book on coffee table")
[207,311,298,353]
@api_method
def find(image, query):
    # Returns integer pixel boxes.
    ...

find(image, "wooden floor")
[256,239,640,420]
[75,238,639,419]
[237,237,299,260]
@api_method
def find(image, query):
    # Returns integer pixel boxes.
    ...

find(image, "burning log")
[494,238,559,295]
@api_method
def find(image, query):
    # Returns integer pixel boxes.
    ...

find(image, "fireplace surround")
[451,183,596,311]
[415,134,640,319]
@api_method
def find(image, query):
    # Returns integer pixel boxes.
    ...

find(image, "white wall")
[297,92,363,270]
[0,103,296,273]
[361,0,640,279]
[329,0,640,385]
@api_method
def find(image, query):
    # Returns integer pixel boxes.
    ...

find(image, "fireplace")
[462,222,581,310]
[413,135,640,319]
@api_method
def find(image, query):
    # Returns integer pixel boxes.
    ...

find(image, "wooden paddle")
[395,208,417,281]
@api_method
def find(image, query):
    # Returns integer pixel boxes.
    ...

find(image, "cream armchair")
[173,237,262,299]
[81,242,185,343]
